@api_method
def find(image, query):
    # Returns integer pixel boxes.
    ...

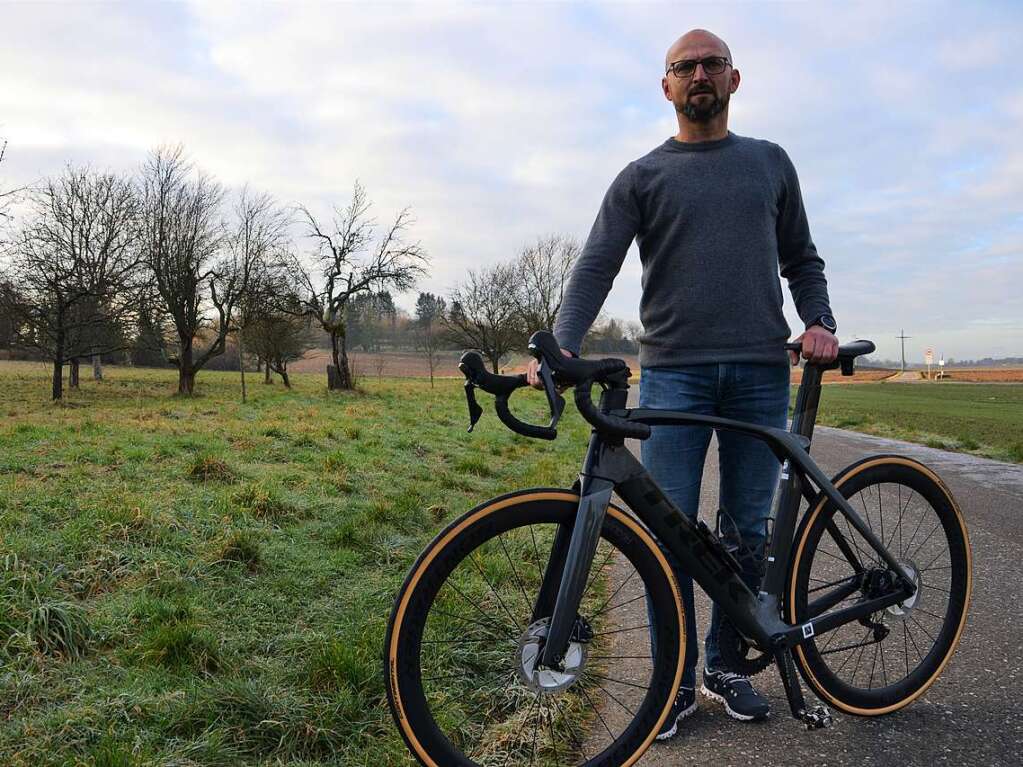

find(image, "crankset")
[717,618,773,676]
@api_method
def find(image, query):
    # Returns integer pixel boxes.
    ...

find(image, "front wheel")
[385,489,685,767]
[788,456,972,715]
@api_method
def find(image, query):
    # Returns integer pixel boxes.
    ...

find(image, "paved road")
[613,418,1023,767]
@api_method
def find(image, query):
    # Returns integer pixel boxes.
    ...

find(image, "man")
[527,29,839,737]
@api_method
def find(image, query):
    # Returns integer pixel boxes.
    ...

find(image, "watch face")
[820,315,837,332]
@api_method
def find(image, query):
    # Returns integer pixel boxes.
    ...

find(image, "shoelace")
[715,671,755,692]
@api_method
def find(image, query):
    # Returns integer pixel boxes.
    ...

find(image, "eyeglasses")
[665,56,731,79]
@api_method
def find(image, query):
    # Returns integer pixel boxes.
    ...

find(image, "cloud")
[1,1,1020,361]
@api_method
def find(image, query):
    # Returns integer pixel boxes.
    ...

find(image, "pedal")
[799,704,833,730]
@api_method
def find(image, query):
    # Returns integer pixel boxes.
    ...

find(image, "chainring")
[716,618,773,677]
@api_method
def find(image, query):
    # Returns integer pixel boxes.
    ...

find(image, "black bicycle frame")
[535,364,918,671]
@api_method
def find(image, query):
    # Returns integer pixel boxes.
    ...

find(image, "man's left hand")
[789,325,839,366]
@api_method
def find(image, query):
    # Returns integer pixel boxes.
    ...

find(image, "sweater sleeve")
[553,163,641,354]
[775,146,833,329]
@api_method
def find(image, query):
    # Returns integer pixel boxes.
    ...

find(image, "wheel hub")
[886,559,922,618]
[515,618,588,693]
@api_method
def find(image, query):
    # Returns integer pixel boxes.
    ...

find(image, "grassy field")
[809,381,1023,463]
[2,360,1020,766]
[0,361,592,766]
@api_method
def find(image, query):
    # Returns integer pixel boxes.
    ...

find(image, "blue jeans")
[640,362,790,688]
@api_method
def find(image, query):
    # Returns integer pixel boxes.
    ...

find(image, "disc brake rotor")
[515,618,589,693]
[887,559,923,619]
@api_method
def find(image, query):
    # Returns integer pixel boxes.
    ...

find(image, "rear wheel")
[788,456,971,715]
[385,489,685,767]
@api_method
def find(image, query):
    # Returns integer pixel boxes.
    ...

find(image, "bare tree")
[415,291,446,387]
[0,279,18,354]
[228,187,291,401]
[446,262,524,373]
[0,139,25,233]
[2,166,143,399]
[514,234,579,332]
[242,266,314,390]
[140,146,268,395]
[293,182,428,390]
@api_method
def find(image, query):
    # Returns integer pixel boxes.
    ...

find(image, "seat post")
[791,363,824,445]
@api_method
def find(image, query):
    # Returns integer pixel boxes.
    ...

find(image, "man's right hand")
[526,347,575,389]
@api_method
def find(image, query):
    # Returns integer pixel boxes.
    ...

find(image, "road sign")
[925,348,934,364]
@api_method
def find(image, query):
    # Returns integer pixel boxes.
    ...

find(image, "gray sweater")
[553,132,833,367]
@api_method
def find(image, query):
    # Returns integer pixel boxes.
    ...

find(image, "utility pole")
[896,329,912,372]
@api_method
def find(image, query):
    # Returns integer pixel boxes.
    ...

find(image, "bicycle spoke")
[905,619,925,666]
[431,607,517,639]
[444,578,518,637]
[912,605,949,623]
[879,636,890,687]
[594,681,638,717]
[527,692,542,765]
[546,697,560,765]
[902,621,911,677]
[908,613,937,644]
[469,551,524,634]
[497,532,533,617]
[833,627,871,676]
[906,521,943,563]
[584,543,617,603]
[867,642,880,689]
[590,566,638,619]
[901,505,929,560]
[552,695,588,762]
[584,670,650,691]
[579,683,616,743]
[877,484,885,558]
[589,592,648,619]
[594,623,650,638]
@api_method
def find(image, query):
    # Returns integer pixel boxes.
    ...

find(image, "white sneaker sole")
[654,699,698,741]
[699,684,768,722]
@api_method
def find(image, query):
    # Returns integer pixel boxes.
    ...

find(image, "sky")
[1,0,1021,362]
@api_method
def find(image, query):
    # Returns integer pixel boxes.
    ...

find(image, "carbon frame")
[535,364,918,670]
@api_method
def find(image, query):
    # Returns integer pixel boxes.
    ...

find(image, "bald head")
[665,29,732,69]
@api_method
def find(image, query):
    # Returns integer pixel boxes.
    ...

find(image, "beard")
[677,88,729,123]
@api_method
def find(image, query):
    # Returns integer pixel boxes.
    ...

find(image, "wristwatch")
[808,313,837,333]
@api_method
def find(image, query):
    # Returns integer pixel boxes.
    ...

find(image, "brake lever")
[464,381,484,433]
[537,360,566,430]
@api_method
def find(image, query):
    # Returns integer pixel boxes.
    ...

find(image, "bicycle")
[385,330,972,767]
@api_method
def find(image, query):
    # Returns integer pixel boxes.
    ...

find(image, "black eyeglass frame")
[665,55,731,78]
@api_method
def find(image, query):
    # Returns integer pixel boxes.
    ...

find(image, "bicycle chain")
[716,618,774,676]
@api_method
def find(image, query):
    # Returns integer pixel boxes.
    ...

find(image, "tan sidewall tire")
[386,489,686,767]
[787,457,972,716]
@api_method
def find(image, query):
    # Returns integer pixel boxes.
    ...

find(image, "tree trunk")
[69,358,80,388]
[328,327,353,390]
[488,354,499,374]
[52,329,65,401]
[92,353,103,381]
[178,368,196,395]
[178,340,195,395]
[51,359,63,401]
[263,359,272,385]
[274,360,291,389]
[238,328,247,404]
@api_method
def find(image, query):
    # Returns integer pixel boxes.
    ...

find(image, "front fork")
[535,466,614,668]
